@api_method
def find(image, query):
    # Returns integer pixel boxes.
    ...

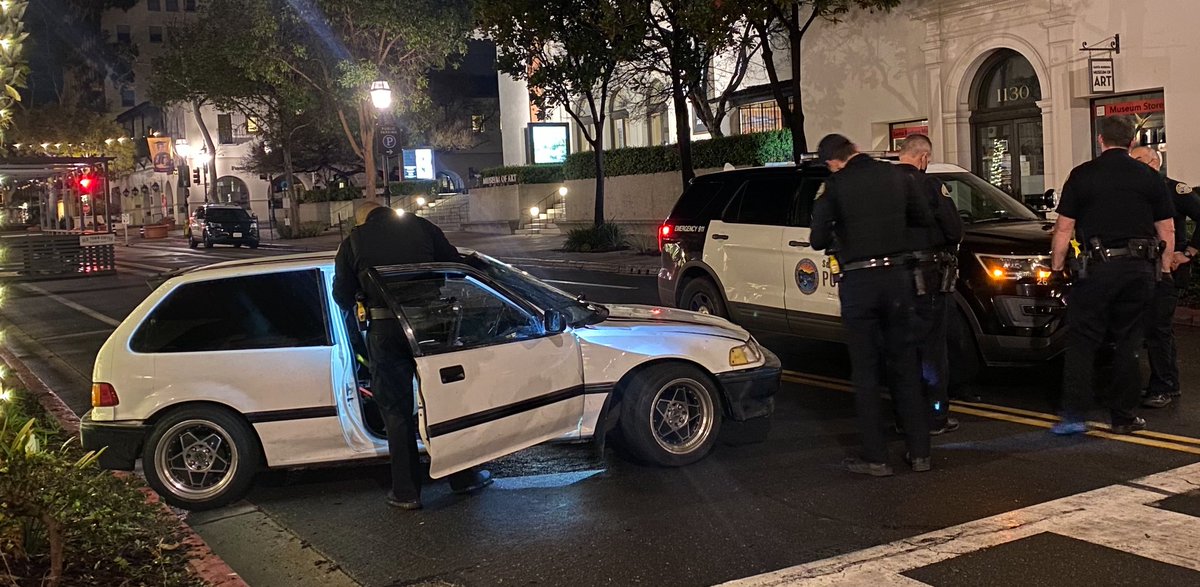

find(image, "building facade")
[500,0,1200,205]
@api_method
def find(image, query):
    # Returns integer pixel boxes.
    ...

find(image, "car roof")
[170,247,483,282]
[694,158,970,181]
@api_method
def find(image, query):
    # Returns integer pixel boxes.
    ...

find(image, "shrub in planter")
[391,181,437,196]
[480,164,565,184]
[563,222,627,252]
[277,221,327,239]
[562,130,794,179]
[0,389,203,587]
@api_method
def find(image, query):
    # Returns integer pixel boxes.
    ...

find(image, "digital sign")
[402,148,435,180]
[528,123,570,164]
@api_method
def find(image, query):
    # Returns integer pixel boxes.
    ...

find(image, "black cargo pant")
[840,266,930,463]
[1061,259,1155,424]
[367,319,423,501]
[915,289,951,426]
[1145,266,1189,396]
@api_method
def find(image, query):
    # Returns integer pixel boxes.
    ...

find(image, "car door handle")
[788,240,810,247]
[440,365,465,384]
[711,233,729,240]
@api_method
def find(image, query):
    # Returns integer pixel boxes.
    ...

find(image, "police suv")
[657,160,1066,386]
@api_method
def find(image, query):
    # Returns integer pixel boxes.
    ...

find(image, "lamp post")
[175,140,192,220]
[370,80,393,208]
[194,148,211,203]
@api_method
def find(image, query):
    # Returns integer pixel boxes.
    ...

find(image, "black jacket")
[896,163,963,250]
[332,208,460,311]
[811,154,934,263]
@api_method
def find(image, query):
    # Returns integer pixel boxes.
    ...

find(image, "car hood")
[963,220,1054,256]
[588,304,750,341]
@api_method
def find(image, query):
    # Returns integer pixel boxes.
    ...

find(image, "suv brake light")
[658,223,673,251]
[91,383,119,407]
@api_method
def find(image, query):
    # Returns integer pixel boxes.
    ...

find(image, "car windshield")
[206,208,252,223]
[464,253,606,327]
[936,172,1040,223]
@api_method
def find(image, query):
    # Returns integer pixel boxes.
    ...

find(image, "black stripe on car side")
[428,383,614,438]
[245,406,338,424]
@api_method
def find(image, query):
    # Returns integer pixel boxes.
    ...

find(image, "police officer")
[1050,115,1175,435]
[812,134,935,476]
[333,201,493,509]
[1131,146,1200,408]
[895,134,964,435]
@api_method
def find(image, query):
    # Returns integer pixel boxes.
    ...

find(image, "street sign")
[1090,58,1115,94]
[80,233,117,247]
[121,214,131,224]
[378,125,400,157]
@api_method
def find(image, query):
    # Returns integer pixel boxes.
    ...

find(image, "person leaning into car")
[811,134,936,477]
[1131,145,1200,408]
[332,200,493,510]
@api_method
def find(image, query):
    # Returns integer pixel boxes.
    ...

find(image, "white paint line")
[37,328,115,343]
[16,284,122,327]
[116,260,174,273]
[543,279,638,290]
[721,462,1200,586]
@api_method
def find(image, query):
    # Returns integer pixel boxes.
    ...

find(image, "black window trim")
[718,173,808,227]
[129,268,334,355]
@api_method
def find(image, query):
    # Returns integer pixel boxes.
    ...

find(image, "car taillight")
[92,382,119,407]
[658,223,673,251]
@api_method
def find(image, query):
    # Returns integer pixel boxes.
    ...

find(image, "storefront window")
[1092,91,1166,161]
[738,99,785,134]
[889,120,929,150]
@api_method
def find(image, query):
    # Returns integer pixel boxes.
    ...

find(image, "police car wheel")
[617,363,722,467]
[142,405,262,511]
[948,308,981,388]
[680,278,727,318]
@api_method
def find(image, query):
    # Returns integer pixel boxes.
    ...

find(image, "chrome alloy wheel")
[154,419,239,500]
[649,378,715,454]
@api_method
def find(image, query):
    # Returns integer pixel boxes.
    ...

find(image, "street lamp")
[371,80,394,207]
[558,186,568,197]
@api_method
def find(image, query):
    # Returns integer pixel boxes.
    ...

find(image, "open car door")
[370,264,584,479]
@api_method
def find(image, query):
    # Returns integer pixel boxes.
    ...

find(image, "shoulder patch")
[1177,182,1192,195]
[941,184,951,197]
[815,183,826,199]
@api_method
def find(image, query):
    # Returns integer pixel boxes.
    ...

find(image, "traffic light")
[192,167,201,185]
[78,175,94,194]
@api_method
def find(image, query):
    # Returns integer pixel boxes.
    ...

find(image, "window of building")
[165,0,179,12]
[738,99,785,134]
[1091,91,1166,159]
[471,114,485,134]
[215,176,250,205]
[185,0,197,11]
[148,0,161,11]
[611,116,629,149]
[120,87,135,107]
[131,270,330,353]
[217,113,252,144]
[648,110,668,146]
[149,26,164,44]
[889,120,930,151]
[116,25,132,44]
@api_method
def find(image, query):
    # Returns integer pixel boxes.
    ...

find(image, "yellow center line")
[781,370,1200,454]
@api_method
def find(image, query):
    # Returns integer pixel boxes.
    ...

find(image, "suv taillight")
[658,223,673,251]
[91,383,119,407]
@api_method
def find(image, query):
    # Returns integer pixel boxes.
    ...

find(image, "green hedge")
[391,180,437,196]
[480,164,564,184]
[562,130,793,179]
[299,186,362,203]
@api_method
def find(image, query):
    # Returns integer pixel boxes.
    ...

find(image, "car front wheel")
[617,363,722,467]
[142,405,261,510]
[679,277,727,318]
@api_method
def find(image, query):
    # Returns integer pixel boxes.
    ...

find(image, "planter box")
[142,224,169,239]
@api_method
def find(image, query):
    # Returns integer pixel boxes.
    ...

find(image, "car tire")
[679,277,727,318]
[617,363,723,467]
[188,235,198,250]
[142,405,262,511]
[948,306,982,391]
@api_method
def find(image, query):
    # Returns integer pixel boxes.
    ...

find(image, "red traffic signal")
[79,176,94,192]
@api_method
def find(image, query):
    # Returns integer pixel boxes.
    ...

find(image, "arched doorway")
[214,176,250,206]
[970,49,1045,203]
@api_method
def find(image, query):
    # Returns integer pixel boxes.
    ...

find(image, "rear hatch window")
[668,180,733,223]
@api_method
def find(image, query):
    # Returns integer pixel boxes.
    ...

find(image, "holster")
[829,253,843,285]
[939,256,958,293]
[1068,254,1089,280]
[912,263,929,296]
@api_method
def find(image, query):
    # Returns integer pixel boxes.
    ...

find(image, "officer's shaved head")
[355,200,384,226]
[1130,145,1161,171]
[898,134,933,170]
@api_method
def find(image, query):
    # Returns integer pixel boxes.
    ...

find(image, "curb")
[0,345,249,587]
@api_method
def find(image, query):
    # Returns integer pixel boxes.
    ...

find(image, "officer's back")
[1060,146,1170,247]
[812,151,929,262]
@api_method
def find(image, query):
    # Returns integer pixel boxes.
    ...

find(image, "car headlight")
[729,339,764,367]
[975,254,1053,283]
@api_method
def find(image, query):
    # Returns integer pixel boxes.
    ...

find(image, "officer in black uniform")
[895,134,964,435]
[1050,115,1175,435]
[812,134,935,476]
[1131,146,1200,408]
[333,201,493,509]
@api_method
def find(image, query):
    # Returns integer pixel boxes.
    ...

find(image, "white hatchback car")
[81,251,779,509]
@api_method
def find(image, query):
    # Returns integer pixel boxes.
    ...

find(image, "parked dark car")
[187,204,259,249]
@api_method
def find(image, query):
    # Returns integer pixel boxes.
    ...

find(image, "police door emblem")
[795,258,820,295]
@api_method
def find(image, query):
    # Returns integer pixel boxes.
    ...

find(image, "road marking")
[542,279,638,290]
[782,369,1200,455]
[117,259,175,273]
[37,328,115,343]
[722,462,1200,586]
[16,284,122,327]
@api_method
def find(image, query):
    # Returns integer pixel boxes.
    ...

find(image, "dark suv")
[657,161,1067,386]
[188,204,259,249]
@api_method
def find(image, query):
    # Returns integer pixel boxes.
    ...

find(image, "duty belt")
[368,307,397,320]
[841,254,915,272]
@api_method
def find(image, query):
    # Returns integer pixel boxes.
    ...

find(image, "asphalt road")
[3,239,1200,587]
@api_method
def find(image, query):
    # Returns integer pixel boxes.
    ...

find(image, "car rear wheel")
[617,363,722,467]
[142,405,261,510]
[948,307,982,391]
[679,277,727,318]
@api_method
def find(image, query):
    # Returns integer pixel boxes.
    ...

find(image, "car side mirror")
[544,310,567,334]
[1042,189,1058,210]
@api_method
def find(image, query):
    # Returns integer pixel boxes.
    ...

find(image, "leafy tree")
[273,0,473,202]
[25,0,137,111]
[480,0,646,226]
[0,0,30,138]
[6,104,136,177]
[743,0,901,162]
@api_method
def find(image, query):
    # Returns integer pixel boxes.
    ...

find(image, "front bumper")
[717,349,781,421]
[80,411,148,471]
